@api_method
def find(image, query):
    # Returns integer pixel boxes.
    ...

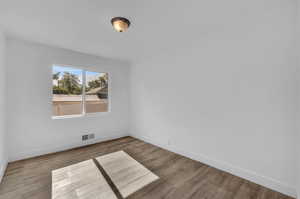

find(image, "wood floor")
[0,136,294,199]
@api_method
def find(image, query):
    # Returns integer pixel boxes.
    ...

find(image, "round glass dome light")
[111,17,131,32]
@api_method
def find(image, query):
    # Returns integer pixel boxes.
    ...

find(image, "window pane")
[85,72,109,113]
[52,66,83,116]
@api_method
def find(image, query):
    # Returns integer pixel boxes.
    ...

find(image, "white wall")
[296,1,300,197]
[6,39,130,161]
[130,0,297,197]
[296,134,300,198]
[295,57,298,197]
[0,31,7,183]
[296,67,299,199]
[296,127,299,199]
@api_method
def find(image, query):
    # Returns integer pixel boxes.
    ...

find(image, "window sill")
[52,112,110,120]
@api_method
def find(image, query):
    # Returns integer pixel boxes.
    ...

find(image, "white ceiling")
[0,0,285,62]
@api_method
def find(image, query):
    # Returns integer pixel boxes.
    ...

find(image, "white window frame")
[52,64,111,119]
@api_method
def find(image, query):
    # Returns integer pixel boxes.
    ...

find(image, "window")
[52,65,109,118]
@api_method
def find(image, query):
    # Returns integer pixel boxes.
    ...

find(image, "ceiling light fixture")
[111,17,130,32]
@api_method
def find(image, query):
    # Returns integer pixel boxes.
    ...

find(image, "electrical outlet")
[167,139,171,145]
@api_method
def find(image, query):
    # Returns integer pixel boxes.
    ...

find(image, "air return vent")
[82,133,95,141]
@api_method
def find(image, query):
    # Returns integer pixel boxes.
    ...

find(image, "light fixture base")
[111,17,131,32]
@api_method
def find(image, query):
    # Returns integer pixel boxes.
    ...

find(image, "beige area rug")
[96,151,159,198]
[52,159,117,199]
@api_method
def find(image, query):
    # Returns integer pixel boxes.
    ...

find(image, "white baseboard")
[132,134,297,198]
[0,161,8,184]
[9,133,129,162]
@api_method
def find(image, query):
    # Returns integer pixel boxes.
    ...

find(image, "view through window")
[52,65,109,117]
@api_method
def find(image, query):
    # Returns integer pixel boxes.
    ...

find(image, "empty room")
[0,0,299,199]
